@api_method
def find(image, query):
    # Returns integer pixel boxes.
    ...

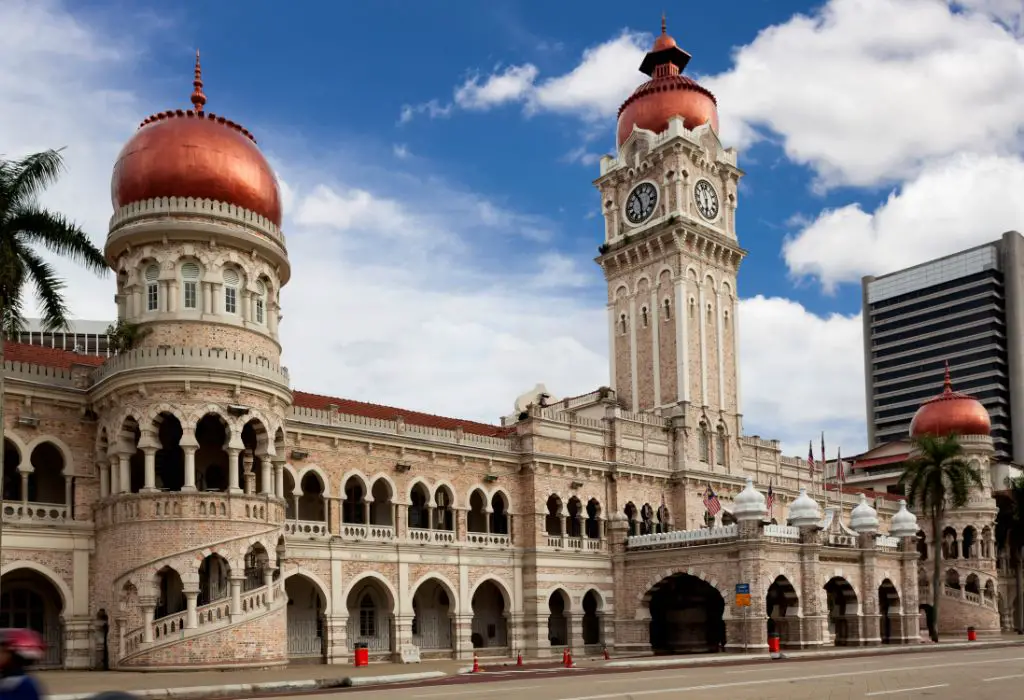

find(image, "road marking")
[865,685,949,696]
[414,683,549,697]
[984,673,1024,682]
[558,655,1024,700]
[595,673,685,684]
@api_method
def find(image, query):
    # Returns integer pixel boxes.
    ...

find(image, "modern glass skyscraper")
[862,231,1024,462]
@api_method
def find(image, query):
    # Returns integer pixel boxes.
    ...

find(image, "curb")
[603,639,1024,669]
[49,671,448,700]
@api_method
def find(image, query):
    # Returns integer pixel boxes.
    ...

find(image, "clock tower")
[594,18,745,470]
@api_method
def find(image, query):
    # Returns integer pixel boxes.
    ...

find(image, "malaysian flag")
[807,440,816,476]
[821,432,826,474]
[703,485,722,516]
[766,481,774,514]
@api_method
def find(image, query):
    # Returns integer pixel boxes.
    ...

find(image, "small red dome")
[616,18,719,148]
[110,52,282,226]
[909,364,991,439]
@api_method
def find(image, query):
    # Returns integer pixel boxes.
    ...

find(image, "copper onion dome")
[616,15,719,148]
[110,51,283,226]
[909,362,991,439]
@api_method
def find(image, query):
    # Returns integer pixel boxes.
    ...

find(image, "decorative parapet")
[626,524,738,550]
[599,119,739,177]
[91,346,290,387]
[287,407,515,452]
[763,523,800,541]
[2,360,77,388]
[108,197,285,250]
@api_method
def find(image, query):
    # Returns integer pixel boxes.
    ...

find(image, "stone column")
[325,614,349,665]
[118,454,131,495]
[184,589,199,629]
[726,520,768,652]
[140,596,156,644]
[180,429,199,491]
[607,516,642,655]
[258,453,273,495]
[229,576,244,617]
[797,525,826,648]
[138,429,157,495]
[453,614,474,659]
[98,461,110,499]
[242,450,255,494]
[274,458,286,498]
[899,536,922,643]
[108,455,119,495]
[393,615,414,661]
[570,612,585,657]
[17,468,30,506]
[62,615,95,670]
[858,532,882,646]
[227,448,242,494]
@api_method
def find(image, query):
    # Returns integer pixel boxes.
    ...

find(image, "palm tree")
[899,433,983,642]
[0,149,109,596]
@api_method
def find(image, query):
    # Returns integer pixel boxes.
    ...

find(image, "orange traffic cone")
[565,649,573,668]
[472,654,480,673]
[517,651,523,666]
[562,647,568,666]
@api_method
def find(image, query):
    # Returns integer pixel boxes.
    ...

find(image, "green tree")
[105,318,151,353]
[899,433,983,642]
[1001,474,1024,632]
[0,149,109,596]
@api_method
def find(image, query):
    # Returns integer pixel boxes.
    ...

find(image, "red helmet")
[1,629,45,661]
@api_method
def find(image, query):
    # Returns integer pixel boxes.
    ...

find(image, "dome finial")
[943,360,952,394]
[661,11,667,35]
[191,49,207,113]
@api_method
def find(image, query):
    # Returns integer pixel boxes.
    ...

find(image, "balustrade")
[339,523,395,542]
[284,520,330,537]
[627,524,738,550]
[408,527,456,544]
[1,501,68,524]
[465,532,510,547]
[95,491,284,528]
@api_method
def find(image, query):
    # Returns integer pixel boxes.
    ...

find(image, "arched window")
[145,264,160,312]
[223,268,240,315]
[619,313,627,335]
[359,593,376,636]
[662,298,671,320]
[181,262,201,310]
[698,424,709,463]
[640,306,649,328]
[254,280,267,325]
[715,427,726,466]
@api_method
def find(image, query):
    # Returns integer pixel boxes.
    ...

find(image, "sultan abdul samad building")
[0,21,1011,670]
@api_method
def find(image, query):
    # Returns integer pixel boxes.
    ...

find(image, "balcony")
[1,501,69,524]
[91,346,289,387]
[94,491,286,529]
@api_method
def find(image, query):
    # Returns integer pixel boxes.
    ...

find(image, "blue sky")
[3,0,1024,457]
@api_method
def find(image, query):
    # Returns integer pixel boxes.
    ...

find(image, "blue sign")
[735,583,750,595]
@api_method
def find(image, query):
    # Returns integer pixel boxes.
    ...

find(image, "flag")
[766,481,775,513]
[703,485,722,516]
[821,432,826,475]
[837,446,845,485]
[807,440,816,476]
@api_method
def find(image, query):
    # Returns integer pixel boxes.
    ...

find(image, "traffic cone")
[562,647,568,666]
[565,649,573,668]
[472,654,480,673]
[517,651,523,666]
[603,645,610,660]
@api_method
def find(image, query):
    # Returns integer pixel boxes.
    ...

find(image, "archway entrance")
[582,590,603,648]
[0,568,65,667]
[824,577,858,646]
[766,576,800,647]
[647,573,724,654]
[346,578,393,658]
[547,590,570,647]
[285,575,326,663]
[470,581,508,651]
[411,579,453,653]
[879,579,900,644]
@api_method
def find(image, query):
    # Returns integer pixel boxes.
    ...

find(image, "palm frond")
[16,243,69,332]
[6,208,108,275]
[1,149,67,211]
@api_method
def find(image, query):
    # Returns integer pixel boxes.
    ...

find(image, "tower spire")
[943,360,952,393]
[662,11,667,35]
[191,49,207,113]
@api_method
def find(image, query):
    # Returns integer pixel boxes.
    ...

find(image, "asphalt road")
[250,646,1024,700]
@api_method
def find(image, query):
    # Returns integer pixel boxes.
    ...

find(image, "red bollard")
[603,645,610,660]
[768,634,781,659]
[472,654,481,673]
[565,649,573,668]
[968,626,977,642]
[562,647,568,666]
[517,651,523,666]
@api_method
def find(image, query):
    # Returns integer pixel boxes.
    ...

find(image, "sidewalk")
[39,637,1024,700]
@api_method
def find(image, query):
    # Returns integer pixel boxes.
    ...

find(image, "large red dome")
[110,52,282,226]
[616,18,719,148]
[909,364,991,439]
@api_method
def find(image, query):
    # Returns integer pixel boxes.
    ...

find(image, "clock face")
[693,179,720,221]
[625,182,659,225]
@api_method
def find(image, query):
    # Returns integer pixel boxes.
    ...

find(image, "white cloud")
[784,153,1024,291]
[454,64,539,110]
[703,0,1024,189]
[401,31,648,125]
[1,0,873,458]
[392,143,410,159]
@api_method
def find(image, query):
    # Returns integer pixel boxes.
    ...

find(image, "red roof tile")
[2,341,106,369]
[292,390,514,438]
